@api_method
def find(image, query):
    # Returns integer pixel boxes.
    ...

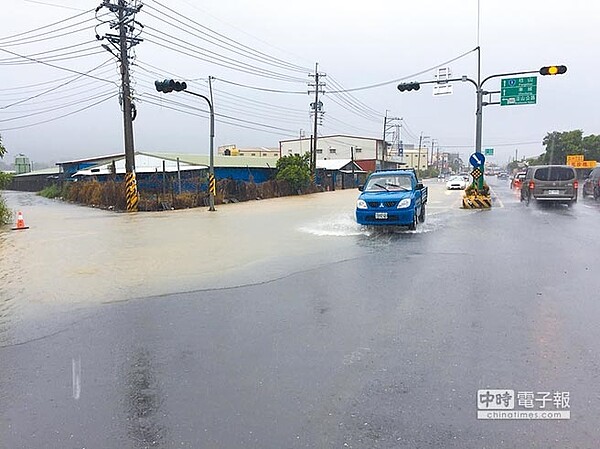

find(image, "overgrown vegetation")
[39,183,69,199]
[275,153,311,193]
[0,134,11,225]
[38,177,306,212]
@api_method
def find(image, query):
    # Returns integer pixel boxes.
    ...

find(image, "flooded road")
[4,180,600,448]
[0,182,459,344]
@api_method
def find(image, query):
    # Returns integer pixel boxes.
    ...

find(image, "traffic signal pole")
[398,60,565,191]
[185,89,216,212]
[155,79,216,211]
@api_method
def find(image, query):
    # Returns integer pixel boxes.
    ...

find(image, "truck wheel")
[408,211,417,231]
[418,204,426,223]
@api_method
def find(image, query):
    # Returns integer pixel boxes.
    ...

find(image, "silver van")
[520,165,578,206]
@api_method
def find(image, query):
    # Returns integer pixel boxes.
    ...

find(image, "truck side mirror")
[415,183,423,189]
[358,185,364,191]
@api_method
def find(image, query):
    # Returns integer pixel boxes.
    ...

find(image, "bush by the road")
[275,153,311,193]
[0,172,12,225]
[38,177,313,212]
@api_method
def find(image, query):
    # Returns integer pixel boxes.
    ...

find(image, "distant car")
[497,172,509,180]
[446,176,467,190]
[520,165,578,206]
[510,172,526,189]
[582,166,600,199]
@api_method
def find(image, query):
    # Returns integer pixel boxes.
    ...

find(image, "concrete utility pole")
[96,0,143,212]
[308,64,325,180]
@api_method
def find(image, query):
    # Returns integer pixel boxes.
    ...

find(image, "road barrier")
[462,194,492,209]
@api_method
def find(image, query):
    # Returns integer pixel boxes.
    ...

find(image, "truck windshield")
[365,175,412,191]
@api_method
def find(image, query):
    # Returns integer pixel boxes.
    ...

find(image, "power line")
[143,92,299,134]
[143,33,306,83]
[141,96,296,138]
[0,93,116,131]
[0,8,94,42]
[142,7,308,75]
[0,58,115,109]
[0,89,116,122]
[22,0,88,11]
[145,0,311,73]
[325,48,477,93]
[135,79,307,124]
[0,41,101,64]
[0,47,119,85]
[0,66,115,94]
[0,82,116,110]
[327,75,382,118]
[212,77,306,94]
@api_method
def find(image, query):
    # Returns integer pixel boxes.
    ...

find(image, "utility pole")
[308,63,325,180]
[417,133,423,178]
[382,115,402,168]
[96,0,143,212]
[381,111,387,168]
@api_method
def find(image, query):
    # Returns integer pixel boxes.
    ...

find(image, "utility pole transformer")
[96,0,143,212]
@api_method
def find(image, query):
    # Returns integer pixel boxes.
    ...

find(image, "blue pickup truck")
[355,169,428,229]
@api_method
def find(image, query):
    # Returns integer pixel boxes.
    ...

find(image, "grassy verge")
[39,183,69,199]
[0,172,12,225]
[0,195,11,225]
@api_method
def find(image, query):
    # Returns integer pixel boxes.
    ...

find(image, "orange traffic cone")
[11,211,29,230]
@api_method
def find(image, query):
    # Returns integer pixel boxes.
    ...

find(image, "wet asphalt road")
[2,179,600,448]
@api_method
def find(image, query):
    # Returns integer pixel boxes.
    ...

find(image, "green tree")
[541,130,583,164]
[276,153,311,192]
[582,134,600,161]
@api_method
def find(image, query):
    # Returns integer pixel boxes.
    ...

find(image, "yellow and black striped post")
[208,173,216,211]
[209,173,216,197]
[125,171,139,212]
[462,194,492,209]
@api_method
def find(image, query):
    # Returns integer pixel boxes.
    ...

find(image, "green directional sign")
[484,148,494,156]
[501,76,537,106]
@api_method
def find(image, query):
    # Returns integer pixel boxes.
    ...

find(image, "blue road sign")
[469,152,486,167]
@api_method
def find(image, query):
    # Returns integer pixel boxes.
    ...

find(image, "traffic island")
[462,184,492,209]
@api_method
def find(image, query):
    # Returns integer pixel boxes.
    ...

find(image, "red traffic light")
[397,82,421,92]
[539,65,567,76]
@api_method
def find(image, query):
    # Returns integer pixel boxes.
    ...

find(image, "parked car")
[510,172,526,189]
[446,175,467,190]
[356,169,427,229]
[582,166,600,199]
[520,165,578,206]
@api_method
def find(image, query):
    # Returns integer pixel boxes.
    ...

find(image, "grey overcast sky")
[1,0,598,165]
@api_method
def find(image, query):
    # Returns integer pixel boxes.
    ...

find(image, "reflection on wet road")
[4,179,600,448]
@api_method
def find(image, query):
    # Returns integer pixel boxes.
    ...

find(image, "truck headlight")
[356,199,368,209]
[397,198,411,209]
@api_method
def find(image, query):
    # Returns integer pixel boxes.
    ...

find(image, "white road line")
[72,357,81,400]
[488,186,505,208]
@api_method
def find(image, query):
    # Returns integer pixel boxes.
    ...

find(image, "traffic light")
[154,79,188,93]
[539,65,567,76]
[397,82,421,92]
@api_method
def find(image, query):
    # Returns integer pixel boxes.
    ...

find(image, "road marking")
[488,186,504,208]
[72,357,81,400]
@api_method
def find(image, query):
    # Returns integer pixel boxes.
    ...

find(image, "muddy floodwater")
[0,186,449,344]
